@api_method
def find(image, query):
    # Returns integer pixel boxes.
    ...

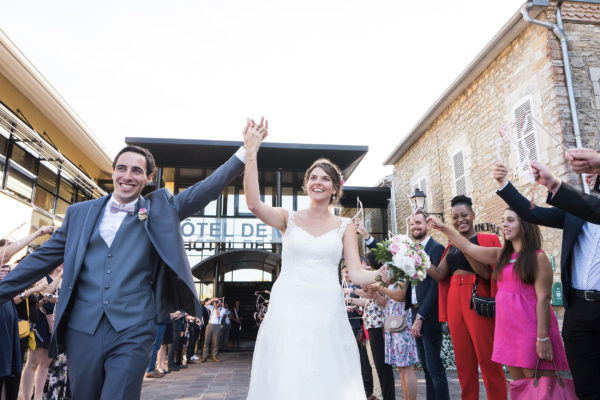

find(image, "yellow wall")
[0,73,111,182]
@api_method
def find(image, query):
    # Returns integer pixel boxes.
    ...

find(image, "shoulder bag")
[470,276,495,318]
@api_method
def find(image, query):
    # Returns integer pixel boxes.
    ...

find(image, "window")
[512,97,540,175]
[6,168,34,201]
[452,150,467,196]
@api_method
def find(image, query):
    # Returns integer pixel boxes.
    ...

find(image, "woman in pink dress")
[429,208,569,380]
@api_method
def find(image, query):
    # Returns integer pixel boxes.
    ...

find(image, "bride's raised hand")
[244,117,268,155]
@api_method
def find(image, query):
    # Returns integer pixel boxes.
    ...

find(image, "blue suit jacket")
[0,154,244,356]
[497,181,585,309]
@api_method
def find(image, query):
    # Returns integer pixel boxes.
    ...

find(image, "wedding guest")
[220,303,231,352]
[168,310,186,371]
[0,226,53,400]
[426,195,507,400]
[378,281,418,400]
[358,214,450,400]
[185,316,201,363]
[197,298,211,352]
[19,267,63,400]
[343,264,375,400]
[201,298,223,362]
[429,210,569,380]
[493,162,600,399]
[360,269,395,400]
[230,300,241,349]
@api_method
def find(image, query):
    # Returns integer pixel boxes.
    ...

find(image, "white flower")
[392,254,416,276]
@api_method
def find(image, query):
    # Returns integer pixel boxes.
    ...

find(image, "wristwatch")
[415,314,424,321]
[18,292,26,300]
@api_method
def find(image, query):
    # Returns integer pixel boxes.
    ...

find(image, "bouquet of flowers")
[373,234,430,286]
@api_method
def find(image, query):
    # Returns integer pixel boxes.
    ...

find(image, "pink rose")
[413,273,418,279]
[389,243,400,255]
[414,255,422,266]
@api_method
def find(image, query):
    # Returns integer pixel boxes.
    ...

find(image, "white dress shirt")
[206,304,223,325]
[572,222,600,291]
[99,195,138,247]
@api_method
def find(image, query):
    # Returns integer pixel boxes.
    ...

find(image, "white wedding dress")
[247,211,366,400]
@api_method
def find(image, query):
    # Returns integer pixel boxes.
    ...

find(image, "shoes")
[168,365,180,372]
[190,355,199,361]
[187,360,196,364]
[366,396,378,400]
[212,357,220,362]
[178,364,188,369]
[157,369,169,374]
[145,371,164,378]
[200,358,207,363]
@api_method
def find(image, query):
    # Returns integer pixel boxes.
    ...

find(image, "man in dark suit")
[406,211,449,400]
[0,125,266,400]
[357,212,449,400]
[493,162,600,400]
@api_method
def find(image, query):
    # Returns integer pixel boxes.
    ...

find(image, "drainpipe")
[383,175,397,235]
[520,2,588,193]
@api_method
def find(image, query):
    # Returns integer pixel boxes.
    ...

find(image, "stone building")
[383,0,600,303]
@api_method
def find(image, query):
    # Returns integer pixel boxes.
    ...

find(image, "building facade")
[0,29,111,255]
[384,1,600,306]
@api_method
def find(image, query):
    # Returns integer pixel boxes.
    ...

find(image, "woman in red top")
[426,195,507,400]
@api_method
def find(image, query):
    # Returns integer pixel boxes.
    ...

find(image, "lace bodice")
[279,211,350,285]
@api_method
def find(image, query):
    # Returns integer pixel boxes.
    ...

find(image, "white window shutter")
[452,150,467,196]
[513,98,540,174]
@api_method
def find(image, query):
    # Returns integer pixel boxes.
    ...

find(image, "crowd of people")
[338,148,600,400]
[1,115,600,399]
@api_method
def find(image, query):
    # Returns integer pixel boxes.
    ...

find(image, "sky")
[1,0,526,186]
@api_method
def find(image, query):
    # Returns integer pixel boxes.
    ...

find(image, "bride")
[243,118,387,399]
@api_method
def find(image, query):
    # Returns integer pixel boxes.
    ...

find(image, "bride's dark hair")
[303,159,344,204]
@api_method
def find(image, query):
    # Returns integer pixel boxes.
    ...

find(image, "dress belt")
[572,288,600,302]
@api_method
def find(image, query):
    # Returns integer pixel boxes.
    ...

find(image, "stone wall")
[391,19,576,283]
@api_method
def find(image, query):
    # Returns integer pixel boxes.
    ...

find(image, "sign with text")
[181,217,282,245]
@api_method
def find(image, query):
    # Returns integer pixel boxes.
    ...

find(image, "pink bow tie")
[109,201,135,215]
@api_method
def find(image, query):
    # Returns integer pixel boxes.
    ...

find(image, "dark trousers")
[0,375,20,400]
[562,296,600,400]
[415,320,450,400]
[168,329,182,367]
[230,321,241,346]
[198,324,207,352]
[358,341,373,397]
[367,327,395,400]
[186,326,200,361]
[65,315,156,400]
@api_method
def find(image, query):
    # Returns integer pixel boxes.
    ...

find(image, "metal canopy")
[125,137,368,179]
[191,249,281,283]
[339,186,391,209]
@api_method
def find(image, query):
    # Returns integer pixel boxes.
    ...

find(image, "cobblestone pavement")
[141,351,498,399]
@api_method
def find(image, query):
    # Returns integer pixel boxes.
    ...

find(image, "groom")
[0,128,263,399]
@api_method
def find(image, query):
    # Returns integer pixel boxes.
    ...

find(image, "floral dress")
[363,298,385,330]
[384,288,418,367]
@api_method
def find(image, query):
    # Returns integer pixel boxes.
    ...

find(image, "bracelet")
[536,337,551,342]
[18,292,26,300]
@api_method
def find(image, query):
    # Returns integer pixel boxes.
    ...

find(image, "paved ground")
[141,351,496,400]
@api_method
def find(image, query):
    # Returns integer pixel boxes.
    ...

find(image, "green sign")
[550,255,556,272]
[551,282,563,306]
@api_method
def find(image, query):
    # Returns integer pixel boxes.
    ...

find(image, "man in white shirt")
[202,297,223,362]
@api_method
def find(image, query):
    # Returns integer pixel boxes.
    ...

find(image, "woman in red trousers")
[426,195,507,400]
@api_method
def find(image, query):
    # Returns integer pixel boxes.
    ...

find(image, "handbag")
[509,359,577,399]
[384,313,407,333]
[18,297,31,339]
[470,276,495,318]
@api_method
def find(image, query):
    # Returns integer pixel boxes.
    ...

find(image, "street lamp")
[411,187,444,221]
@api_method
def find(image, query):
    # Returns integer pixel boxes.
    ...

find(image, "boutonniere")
[138,208,148,222]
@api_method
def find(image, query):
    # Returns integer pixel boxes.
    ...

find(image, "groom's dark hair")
[112,145,156,176]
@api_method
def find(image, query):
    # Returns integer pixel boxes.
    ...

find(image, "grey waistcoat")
[67,212,158,335]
